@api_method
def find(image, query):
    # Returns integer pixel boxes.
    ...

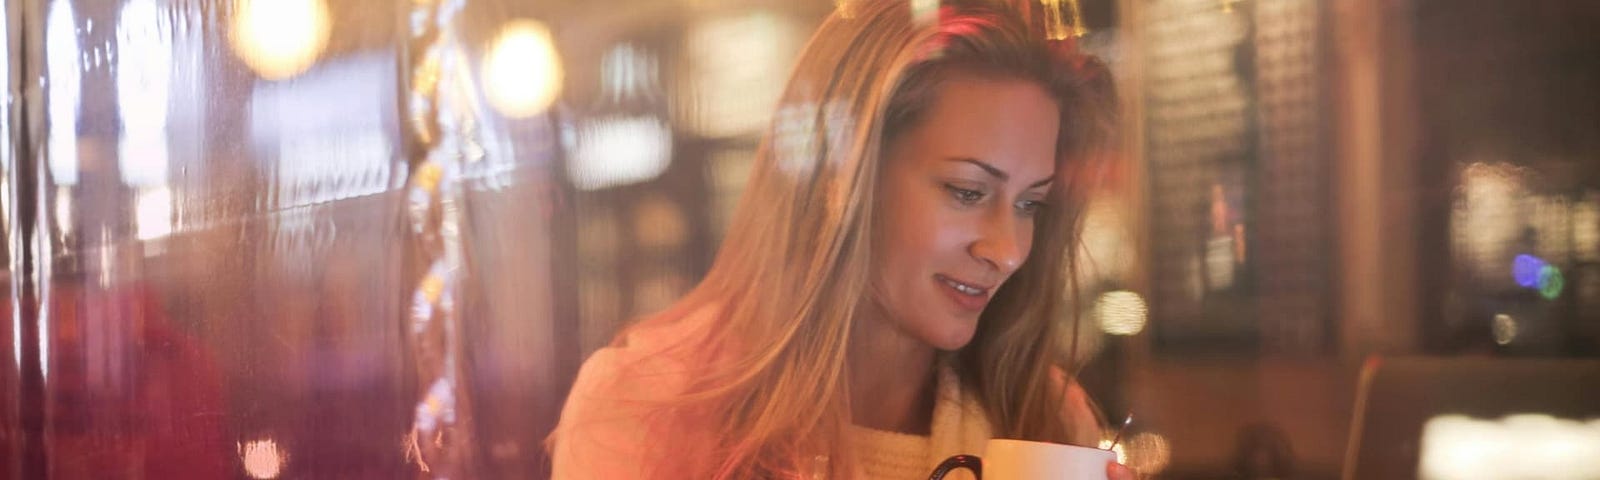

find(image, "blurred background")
[0,0,1596,478]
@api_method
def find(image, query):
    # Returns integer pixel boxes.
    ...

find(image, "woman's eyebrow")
[946,156,1008,181]
[945,157,1053,187]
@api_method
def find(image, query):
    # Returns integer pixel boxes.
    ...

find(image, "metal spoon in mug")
[1106,413,1134,450]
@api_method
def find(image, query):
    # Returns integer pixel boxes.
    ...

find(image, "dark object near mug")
[929,454,982,479]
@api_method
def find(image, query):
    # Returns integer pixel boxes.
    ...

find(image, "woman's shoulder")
[567,306,723,405]
[551,306,724,478]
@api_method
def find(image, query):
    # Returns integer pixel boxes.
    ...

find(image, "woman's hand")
[1107,461,1138,480]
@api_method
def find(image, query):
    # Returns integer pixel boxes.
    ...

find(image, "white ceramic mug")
[928,438,1117,479]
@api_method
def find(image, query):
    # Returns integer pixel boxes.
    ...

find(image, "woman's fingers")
[1106,461,1138,480]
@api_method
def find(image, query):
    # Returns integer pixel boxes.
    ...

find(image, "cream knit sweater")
[845,364,991,480]
[552,315,1103,479]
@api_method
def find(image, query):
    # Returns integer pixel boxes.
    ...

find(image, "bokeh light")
[229,0,331,81]
[483,20,563,118]
[1492,313,1517,345]
[1124,432,1172,475]
[1205,235,1236,290]
[1576,199,1600,261]
[566,116,672,191]
[685,12,802,137]
[1513,254,1547,288]
[239,438,286,479]
[1097,290,1149,336]
[1538,265,1565,300]
[1453,162,1526,281]
[1078,197,1134,284]
[598,44,657,104]
[771,101,852,180]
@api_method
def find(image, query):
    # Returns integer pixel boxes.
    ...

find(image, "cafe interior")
[0,0,1597,478]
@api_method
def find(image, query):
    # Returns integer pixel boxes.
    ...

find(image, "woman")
[550,0,1127,478]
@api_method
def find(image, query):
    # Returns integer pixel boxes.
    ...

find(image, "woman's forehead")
[897,75,1061,178]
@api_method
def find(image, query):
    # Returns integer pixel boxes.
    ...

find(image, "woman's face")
[871,73,1060,351]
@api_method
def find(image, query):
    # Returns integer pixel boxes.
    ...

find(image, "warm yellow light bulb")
[229,0,332,80]
[483,20,564,118]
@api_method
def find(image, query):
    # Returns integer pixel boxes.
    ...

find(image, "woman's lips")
[935,274,992,312]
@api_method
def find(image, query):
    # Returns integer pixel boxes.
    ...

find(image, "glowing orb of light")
[239,439,285,479]
[1492,314,1517,345]
[1097,290,1148,336]
[1513,254,1547,288]
[229,0,332,80]
[1538,266,1565,300]
[482,20,563,118]
[1124,432,1172,475]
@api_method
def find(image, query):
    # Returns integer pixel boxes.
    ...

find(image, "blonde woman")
[550,0,1130,478]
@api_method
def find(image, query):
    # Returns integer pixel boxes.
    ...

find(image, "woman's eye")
[1017,199,1048,216]
[945,185,985,204]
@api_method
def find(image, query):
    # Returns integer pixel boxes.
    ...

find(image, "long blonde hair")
[594,0,1115,477]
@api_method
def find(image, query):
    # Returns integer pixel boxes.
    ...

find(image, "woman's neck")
[847,307,939,435]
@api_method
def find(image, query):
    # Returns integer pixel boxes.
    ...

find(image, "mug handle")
[928,454,982,480]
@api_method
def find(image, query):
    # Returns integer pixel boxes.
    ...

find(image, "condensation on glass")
[0,0,565,478]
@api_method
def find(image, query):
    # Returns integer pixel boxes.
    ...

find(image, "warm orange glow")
[1124,433,1172,474]
[229,0,331,80]
[483,20,563,118]
[1098,438,1129,464]
[239,439,286,479]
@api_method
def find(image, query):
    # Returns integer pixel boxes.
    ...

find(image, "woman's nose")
[969,214,1025,274]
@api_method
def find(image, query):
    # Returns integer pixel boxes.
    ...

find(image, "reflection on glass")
[771,101,851,179]
[52,188,72,240]
[116,0,171,188]
[25,0,417,477]
[133,186,172,241]
[47,0,80,186]
[249,57,399,209]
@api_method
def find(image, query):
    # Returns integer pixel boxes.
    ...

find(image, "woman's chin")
[920,322,979,351]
